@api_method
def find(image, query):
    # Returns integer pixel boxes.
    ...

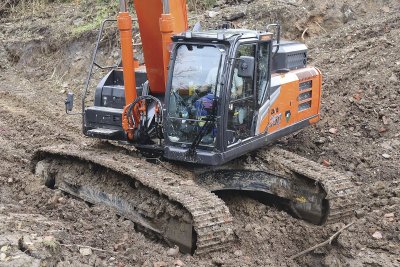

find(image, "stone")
[382,116,390,125]
[212,257,224,266]
[207,11,220,18]
[353,93,362,101]
[0,246,8,253]
[223,11,245,21]
[389,73,398,83]
[322,160,330,167]
[0,253,6,261]
[379,127,388,133]
[79,247,92,256]
[167,246,179,256]
[372,231,383,239]
[234,250,243,257]
[73,18,84,26]
[384,213,394,218]
[382,154,391,159]
[328,128,338,134]
[174,259,185,266]
[153,262,167,267]
[355,209,365,219]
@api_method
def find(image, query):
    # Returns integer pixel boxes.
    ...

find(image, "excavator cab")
[163,30,273,165]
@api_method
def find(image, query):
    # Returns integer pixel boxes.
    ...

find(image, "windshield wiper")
[188,100,218,155]
[188,53,223,155]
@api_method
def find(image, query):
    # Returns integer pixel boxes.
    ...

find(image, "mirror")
[237,56,254,79]
[65,92,74,112]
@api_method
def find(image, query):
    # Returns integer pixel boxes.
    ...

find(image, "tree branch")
[290,222,355,260]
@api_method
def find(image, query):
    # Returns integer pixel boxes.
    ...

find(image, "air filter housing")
[271,41,308,72]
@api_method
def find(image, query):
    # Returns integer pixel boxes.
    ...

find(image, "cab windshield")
[167,44,224,147]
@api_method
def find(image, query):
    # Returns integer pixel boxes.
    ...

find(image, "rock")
[384,213,394,218]
[122,219,135,229]
[324,254,340,266]
[342,6,356,23]
[244,224,252,232]
[328,128,338,134]
[59,89,66,94]
[207,11,220,18]
[322,160,330,167]
[57,197,66,204]
[382,153,391,159]
[313,247,326,255]
[353,93,362,101]
[212,257,224,266]
[389,73,398,83]
[0,246,8,253]
[382,116,390,125]
[73,18,84,26]
[153,262,167,267]
[43,235,56,245]
[174,259,185,266]
[372,231,383,239]
[382,6,390,13]
[223,11,245,21]
[0,253,6,261]
[79,247,92,256]
[167,246,179,256]
[142,260,152,267]
[379,127,388,133]
[234,250,243,257]
[355,209,365,219]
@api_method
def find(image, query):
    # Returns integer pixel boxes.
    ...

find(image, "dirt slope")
[0,0,399,266]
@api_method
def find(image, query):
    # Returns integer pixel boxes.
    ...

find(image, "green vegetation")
[188,0,217,12]
[71,1,118,35]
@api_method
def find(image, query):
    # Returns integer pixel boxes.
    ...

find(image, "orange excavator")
[33,0,356,254]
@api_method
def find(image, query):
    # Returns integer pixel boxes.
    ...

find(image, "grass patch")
[188,0,217,12]
[71,1,119,36]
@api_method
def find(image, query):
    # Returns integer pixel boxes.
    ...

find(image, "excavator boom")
[124,0,188,95]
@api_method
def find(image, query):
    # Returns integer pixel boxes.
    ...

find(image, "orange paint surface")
[134,0,188,94]
[259,67,322,134]
[118,11,137,105]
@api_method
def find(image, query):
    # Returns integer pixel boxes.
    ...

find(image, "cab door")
[225,43,257,146]
[253,41,273,136]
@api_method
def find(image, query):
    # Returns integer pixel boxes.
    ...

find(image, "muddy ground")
[0,0,399,266]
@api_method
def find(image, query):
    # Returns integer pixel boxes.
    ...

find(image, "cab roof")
[172,28,272,43]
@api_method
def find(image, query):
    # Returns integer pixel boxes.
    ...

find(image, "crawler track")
[32,144,356,255]
[266,147,357,224]
[32,144,234,255]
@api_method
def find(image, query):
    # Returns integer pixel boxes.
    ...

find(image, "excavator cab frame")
[163,31,278,165]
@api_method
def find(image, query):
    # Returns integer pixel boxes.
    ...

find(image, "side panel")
[134,0,188,94]
[256,67,322,135]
